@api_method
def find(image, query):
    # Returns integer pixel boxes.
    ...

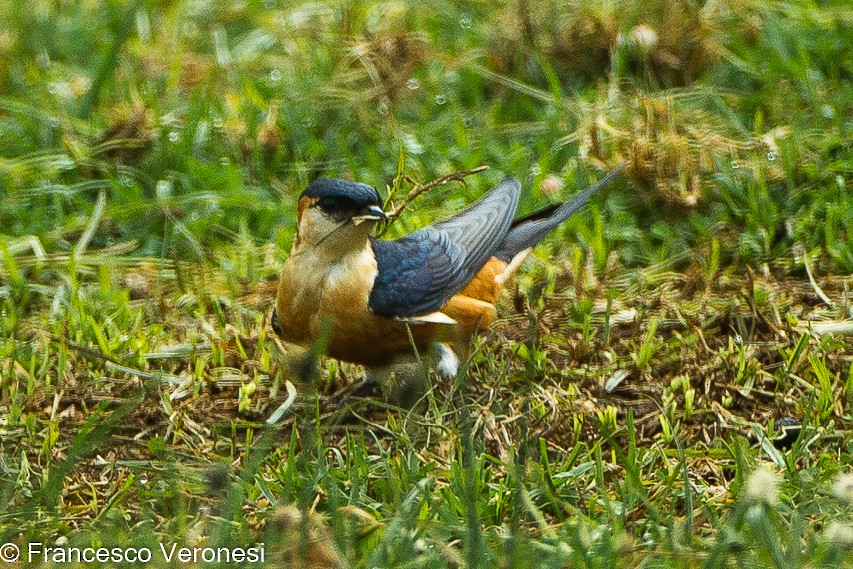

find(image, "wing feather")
[369,178,521,318]
[496,164,625,261]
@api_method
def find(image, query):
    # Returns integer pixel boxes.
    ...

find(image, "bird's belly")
[276,245,439,365]
[275,251,513,366]
[279,288,436,365]
[322,264,448,364]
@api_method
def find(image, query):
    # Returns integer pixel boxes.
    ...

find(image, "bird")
[273,165,625,380]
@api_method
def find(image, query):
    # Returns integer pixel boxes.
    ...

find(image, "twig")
[387,165,490,219]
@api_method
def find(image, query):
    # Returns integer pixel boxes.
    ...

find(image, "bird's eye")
[319,197,338,210]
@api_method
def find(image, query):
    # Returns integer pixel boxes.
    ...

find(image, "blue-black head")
[301,178,385,222]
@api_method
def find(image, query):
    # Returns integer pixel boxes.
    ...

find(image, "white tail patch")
[433,343,460,381]
[398,312,457,325]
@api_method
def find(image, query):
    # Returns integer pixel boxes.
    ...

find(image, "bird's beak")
[352,205,388,225]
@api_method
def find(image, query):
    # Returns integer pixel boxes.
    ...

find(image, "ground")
[1,0,852,567]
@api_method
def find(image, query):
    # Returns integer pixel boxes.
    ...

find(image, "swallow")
[273,165,625,379]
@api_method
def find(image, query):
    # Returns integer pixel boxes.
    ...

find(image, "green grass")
[1,0,853,567]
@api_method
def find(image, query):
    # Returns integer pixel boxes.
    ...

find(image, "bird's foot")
[332,374,382,408]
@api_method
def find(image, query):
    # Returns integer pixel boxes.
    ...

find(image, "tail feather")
[495,163,626,261]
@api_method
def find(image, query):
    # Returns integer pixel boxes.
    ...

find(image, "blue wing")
[369,178,521,318]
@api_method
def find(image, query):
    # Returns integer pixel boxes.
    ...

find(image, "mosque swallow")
[273,165,625,379]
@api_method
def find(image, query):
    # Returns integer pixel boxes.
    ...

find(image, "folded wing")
[369,178,521,318]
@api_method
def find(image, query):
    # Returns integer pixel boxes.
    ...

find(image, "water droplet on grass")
[459,16,472,29]
[168,131,179,143]
[435,94,446,105]
[212,117,223,128]
[767,151,776,161]
[402,133,424,155]
[56,155,76,170]
[219,157,230,166]
[156,180,172,200]
[269,68,282,82]
[406,78,420,90]
[731,161,739,169]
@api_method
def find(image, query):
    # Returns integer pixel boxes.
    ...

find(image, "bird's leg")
[334,361,427,408]
[388,344,459,408]
[333,366,385,406]
[335,345,459,408]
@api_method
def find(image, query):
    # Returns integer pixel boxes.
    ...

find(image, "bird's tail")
[494,162,627,261]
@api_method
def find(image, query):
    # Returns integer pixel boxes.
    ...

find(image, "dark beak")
[352,204,388,224]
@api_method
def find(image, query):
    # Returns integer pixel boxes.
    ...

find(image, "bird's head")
[293,178,387,252]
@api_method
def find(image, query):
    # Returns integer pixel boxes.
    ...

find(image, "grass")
[1,0,853,566]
